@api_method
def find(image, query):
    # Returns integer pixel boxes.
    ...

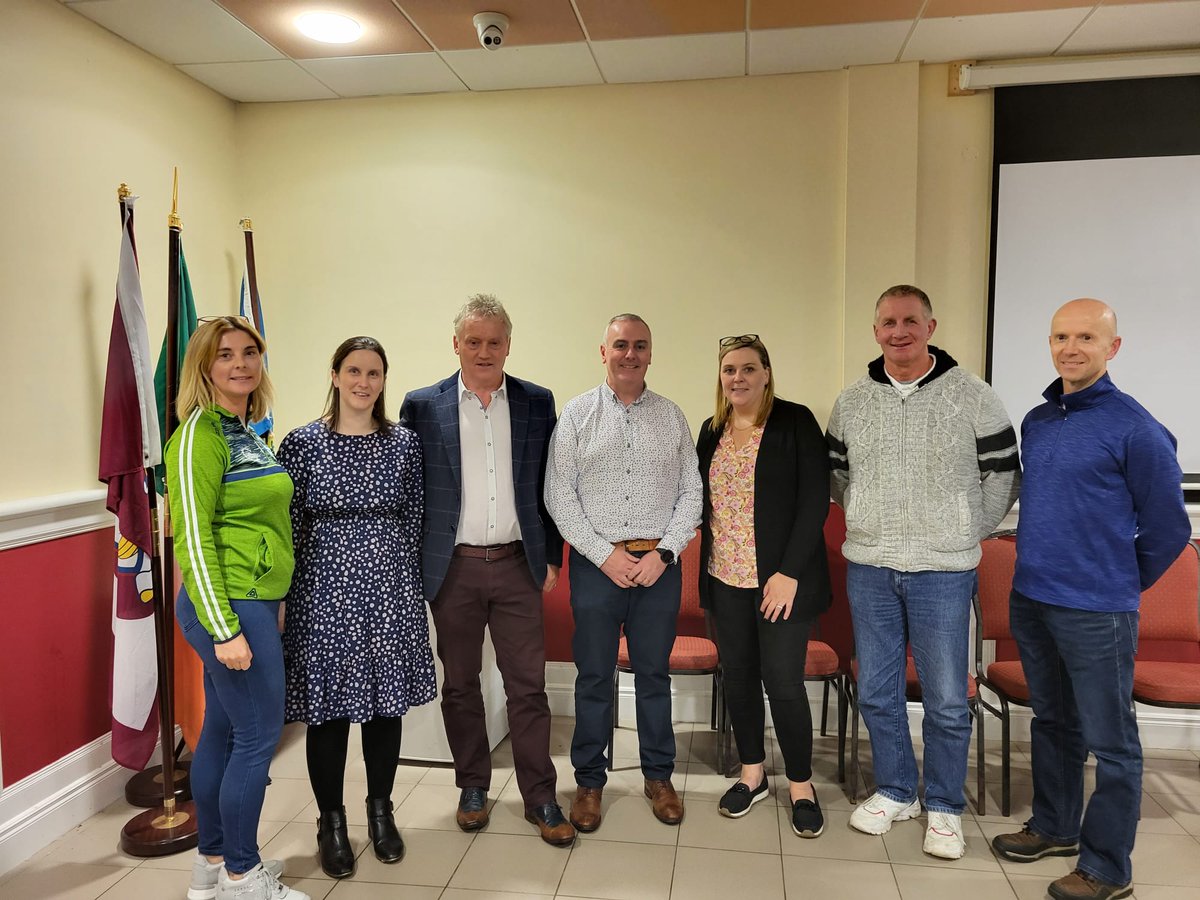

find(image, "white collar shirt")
[456,373,520,546]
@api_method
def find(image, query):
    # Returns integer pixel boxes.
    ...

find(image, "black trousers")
[306,717,403,812]
[709,577,814,783]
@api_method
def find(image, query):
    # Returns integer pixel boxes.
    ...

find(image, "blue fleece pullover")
[1013,373,1190,612]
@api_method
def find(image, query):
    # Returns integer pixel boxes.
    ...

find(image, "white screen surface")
[991,155,1200,475]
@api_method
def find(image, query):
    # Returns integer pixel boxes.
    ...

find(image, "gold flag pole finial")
[118,183,131,201]
[240,217,253,232]
[168,167,182,229]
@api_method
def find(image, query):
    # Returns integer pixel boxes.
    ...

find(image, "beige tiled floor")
[3,718,1200,899]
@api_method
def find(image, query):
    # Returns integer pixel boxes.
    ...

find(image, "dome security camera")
[473,12,509,50]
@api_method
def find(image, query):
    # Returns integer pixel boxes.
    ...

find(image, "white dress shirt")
[456,373,521,545]
[544,382,702,567]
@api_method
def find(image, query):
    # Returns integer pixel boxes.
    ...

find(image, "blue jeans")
[178,590,285,875]
[568,548,681,786]
[1009,590,1141,887]
[846,563,975,814]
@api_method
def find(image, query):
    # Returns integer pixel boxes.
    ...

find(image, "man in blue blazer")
[399,295,572,847]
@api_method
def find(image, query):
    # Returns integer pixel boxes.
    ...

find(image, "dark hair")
[323,336,393,435]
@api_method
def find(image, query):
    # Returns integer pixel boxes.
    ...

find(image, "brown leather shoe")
[455,787,489,831]
[525,802,576,847]
[644,778,684,825]
[1048,869,1133,900]
[570,786,603,832]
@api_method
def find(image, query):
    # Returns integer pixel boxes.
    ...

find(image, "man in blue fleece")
[991,299,1190,900]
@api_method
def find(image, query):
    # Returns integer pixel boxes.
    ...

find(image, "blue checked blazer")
[399,373,564,603]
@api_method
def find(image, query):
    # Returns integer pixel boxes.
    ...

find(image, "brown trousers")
[430,550,556,808]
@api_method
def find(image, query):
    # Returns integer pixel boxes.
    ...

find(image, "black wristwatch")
[656,548,675,566]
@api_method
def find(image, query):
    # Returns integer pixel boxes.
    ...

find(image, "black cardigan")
[696,399,832,616]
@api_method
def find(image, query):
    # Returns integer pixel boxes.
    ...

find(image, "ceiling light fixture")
[295,11,363,44]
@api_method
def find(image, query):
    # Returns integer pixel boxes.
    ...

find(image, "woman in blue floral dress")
[278,336,436,879]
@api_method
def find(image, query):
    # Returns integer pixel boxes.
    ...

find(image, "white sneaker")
[216,863,310,900]
[923,811,966,859]
[848,792,923,835]
[190,856,283,900]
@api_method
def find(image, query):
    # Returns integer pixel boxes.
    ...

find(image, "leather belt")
[616,538,660,552]
[453,541,524,561]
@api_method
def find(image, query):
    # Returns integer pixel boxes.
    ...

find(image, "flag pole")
[240,218,264,335]
[120,175,198,856]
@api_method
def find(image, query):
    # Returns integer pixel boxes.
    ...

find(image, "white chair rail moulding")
[0,489,110,552]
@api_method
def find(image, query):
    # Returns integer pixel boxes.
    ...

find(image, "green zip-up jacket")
[165,405,294,642]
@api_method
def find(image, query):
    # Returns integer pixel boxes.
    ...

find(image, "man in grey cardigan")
[827,285,1019,860]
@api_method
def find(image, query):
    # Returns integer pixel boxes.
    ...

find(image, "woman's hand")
[760,572,798,622]
[215,633,253,670]
[277,601,287,634]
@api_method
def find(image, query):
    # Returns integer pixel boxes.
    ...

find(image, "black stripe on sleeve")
[976,426,1017,455]
[979,454,1020,474]
[826,432,847,455]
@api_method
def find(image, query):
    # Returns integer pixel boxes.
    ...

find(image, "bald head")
[1049,298,1121,394]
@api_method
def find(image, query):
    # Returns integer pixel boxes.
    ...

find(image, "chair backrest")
[1138,541,1200,642]
[677,530,707,639]
[976,537,1017,642]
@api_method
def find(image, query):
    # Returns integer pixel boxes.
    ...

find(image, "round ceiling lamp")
[295,11,363,44]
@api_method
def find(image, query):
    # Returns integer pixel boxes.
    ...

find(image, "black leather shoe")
[456,786,489,831]
[317,806,356,879]
[366,797,405,863]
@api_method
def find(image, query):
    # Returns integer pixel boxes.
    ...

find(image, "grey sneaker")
[216,863,309,900]
[189,856,283,900]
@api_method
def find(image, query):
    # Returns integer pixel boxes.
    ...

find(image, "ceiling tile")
[1060,1,1200,53]
[751,0,922,29]
[574,0,743,40]
[590,32,744,83]
[297,54,467,97]
[216,0,431,59]
[397,0,584,51]
[440,42,602,91]
[903,8,1092,62]
[177,59,339,102]
[750,21,912,75]
[926,0,1095,14]
[64,0,282,64]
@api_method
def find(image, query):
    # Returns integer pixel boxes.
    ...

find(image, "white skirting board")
[544,663,1200,750]
[0,730,176,880]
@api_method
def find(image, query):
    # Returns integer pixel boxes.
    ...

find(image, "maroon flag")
[98,194,162,771]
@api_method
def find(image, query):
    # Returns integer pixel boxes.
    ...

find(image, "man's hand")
[278,601,287,633]
[600,548,640,588]
[215,633,253,670]
[760,572,799,622]
[542,564,561,592]
[629,550,668,588]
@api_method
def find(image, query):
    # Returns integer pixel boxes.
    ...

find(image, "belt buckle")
[484,545,495,562]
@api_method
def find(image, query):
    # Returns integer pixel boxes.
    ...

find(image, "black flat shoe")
[366,797,405,863]
[317,806,356,878]
[791,789,824,838]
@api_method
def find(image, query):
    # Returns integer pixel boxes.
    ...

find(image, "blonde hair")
[712,336,775,432]
[176,317,275,423]
[454,293,512,337]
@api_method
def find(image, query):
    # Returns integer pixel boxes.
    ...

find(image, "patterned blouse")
[708,424,763,588]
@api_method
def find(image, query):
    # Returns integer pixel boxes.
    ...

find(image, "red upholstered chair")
[805,630,847,784]
[1132,542,1200,724]
[610,533,728,772]
[972,534,1027,817]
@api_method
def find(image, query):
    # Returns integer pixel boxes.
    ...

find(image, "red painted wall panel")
[0,529,114,785]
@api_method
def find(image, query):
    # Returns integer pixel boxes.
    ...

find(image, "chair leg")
[849,676,861,803]
[975,697,986,816]
[1000,697,1011,818]
[713,672,725,775]
[836,675,847,784]
[710,671,718,731]
[820,679,831,737]
[608,669,618,772]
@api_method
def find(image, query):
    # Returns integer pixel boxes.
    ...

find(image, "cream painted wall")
[235,73,849,442]
[1,0,996,505]
[0,0,240,504]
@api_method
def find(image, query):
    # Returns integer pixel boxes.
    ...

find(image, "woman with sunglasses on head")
[166,316,306,900]
[696,334,832,838]
[276,336,436,880]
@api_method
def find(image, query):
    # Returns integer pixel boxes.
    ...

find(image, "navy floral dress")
[278,421,436,724]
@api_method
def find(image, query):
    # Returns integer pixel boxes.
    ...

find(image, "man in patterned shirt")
[545,313,703,832]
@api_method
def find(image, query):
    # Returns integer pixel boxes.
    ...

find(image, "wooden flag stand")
[119,177,198,856]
